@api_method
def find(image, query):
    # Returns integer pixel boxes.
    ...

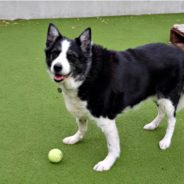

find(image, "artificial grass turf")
[0,14,184,184]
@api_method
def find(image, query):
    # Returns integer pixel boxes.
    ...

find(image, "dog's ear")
[46,23,61,48]
[77,28,92,53]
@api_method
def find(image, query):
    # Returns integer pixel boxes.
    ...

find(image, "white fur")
[63,118,88,144]
[61,85,120,171]
[158,99,176,150]
[144,99,166,130]
[93,117,120,171]
[61,86,90,144]
[51,40,71,76]
[144,105,165,130]
[62,77,83,90]
[61,88,89,119]
[144,98,176,150]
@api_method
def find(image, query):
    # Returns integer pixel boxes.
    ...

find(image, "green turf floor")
[0,14,184,184]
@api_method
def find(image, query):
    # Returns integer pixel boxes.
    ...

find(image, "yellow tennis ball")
[48,148,63,163]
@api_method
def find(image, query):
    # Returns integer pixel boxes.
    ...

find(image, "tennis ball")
[48,148,63,163]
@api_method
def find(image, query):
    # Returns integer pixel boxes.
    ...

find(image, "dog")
[45,23,184,171]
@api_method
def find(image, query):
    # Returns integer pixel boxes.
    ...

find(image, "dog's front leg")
[63,118,88,144]
[93,117,120,172]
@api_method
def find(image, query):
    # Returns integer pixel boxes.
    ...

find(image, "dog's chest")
[62,89,90,118]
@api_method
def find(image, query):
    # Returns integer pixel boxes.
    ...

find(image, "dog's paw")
[62,134,81,145]
[144,123,157,130]
[93,160,112,172]
[159,138,171,150]
[93,154,117,172]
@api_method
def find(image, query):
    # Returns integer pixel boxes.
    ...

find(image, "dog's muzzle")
[53,63,70,82]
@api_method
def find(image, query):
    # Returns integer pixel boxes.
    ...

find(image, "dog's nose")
[54,63,62,73]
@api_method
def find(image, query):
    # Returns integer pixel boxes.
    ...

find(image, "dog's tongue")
[54,75,65,81]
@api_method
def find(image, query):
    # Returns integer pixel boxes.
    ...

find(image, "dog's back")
[79,43,184,118]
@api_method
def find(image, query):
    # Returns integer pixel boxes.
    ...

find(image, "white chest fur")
[62,88,90,119]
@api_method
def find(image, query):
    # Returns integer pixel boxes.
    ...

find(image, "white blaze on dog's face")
[45,23,92,87]
[50,40,71,76]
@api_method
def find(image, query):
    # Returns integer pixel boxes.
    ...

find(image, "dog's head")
[45,23,92,88]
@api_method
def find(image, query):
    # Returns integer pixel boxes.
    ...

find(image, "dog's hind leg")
[158,99,176,150]
[63,118,88,144]
[144,103,165,130]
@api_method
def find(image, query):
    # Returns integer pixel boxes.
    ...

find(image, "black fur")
[45,24,184,120]
[45,25,184,170]
[45,25,92,80]
[78,43,184,119]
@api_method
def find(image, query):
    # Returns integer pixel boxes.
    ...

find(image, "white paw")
[93,160,112,172]
[144,123,157,130]
[62,135,81,145]
[159,138,171,150]
[93,154,118,172]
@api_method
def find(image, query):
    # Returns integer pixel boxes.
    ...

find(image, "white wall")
[0,1,184,20]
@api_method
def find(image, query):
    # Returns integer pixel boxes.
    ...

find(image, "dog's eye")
[67,52,79,60]
[51,50,61,58]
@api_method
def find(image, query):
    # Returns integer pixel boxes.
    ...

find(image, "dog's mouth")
[53,73,71,82]
[54,74,68,82]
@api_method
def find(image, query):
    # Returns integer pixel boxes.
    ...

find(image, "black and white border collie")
[45,23,184,171]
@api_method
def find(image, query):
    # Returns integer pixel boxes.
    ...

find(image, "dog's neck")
[59,77,83,91]
[82,44,116,84]
[58,44,115,92]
